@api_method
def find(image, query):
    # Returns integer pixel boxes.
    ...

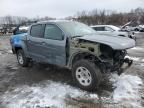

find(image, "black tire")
[135,28,139,32]
[72,59,102,91]
[129,35,136,41]
[16,49,29,67]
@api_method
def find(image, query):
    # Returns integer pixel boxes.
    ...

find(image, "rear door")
[27,24,45,62]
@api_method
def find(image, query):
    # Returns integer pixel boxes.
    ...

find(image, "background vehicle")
[91,25,136,40]
[10,21,135,91]
[133,25,144,32]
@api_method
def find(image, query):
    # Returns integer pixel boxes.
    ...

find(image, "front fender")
[67,51,97,69]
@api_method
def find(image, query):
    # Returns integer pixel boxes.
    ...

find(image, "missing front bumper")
[117,58,133,75]
[99,58,133,75]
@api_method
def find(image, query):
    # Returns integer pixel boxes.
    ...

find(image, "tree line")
[0,16,55,29]
[75,8,144,26]
[0,7,144,29]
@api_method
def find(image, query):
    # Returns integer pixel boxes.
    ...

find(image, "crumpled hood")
[76,34,135,50]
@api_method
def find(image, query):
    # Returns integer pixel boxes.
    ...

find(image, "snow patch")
[7,50,13,54]
[0,74,143,108]
[110,73,143,108]
[142,59,144,62]
[131,47,144,51]
[125,55,140,61]
[1,81,98,108]
[140,63,144,67]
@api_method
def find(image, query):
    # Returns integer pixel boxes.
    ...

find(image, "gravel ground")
[0,33,144,108]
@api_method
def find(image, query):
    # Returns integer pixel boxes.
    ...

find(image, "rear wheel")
[72,59,102,91]
[16,49,29,67]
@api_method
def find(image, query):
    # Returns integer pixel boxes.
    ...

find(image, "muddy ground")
[0,33,144,108]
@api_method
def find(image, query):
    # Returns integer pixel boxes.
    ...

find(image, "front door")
[41,24,66,66]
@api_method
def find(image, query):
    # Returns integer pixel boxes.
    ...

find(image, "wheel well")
[72,52,98,67]
[15,47,22,53]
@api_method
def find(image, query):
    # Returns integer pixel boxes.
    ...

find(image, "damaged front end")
[71,34,136,75]
[98,44,133,75]
[70,36,134,75]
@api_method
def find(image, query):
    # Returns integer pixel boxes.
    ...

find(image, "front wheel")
[72,59,102,91]
[16,49,29,67]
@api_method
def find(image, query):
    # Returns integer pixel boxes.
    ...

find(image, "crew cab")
[10,21,135,91]
[91,25,136,40]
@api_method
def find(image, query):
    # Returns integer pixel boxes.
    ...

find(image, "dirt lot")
[0,34,144,108]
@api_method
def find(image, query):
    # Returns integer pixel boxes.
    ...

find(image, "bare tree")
[75,8,144,26]
[2,15,13,27]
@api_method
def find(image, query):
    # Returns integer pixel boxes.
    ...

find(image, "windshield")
[58,21,96,37]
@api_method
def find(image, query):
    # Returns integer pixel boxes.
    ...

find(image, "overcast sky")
[0,0,144,18]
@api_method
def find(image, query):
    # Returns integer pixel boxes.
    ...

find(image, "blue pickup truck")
[10,21,135,91]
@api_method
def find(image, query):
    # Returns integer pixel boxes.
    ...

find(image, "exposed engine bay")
[71,38,133,74]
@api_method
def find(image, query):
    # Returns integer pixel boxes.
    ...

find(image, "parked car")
[91,25,136,40]
[10,21,135,91]
[0,27,7,34]
[133,25,144,32]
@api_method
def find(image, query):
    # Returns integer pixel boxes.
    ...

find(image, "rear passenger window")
[44,24,63,40]
[30,24,44,38]
[93,27,105,31]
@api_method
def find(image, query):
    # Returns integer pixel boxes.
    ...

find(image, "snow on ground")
[0,74,143,108]
[140,63,144,67]
[7,50,13,54]
[131,47,144,51]
[0,81,98,108]
[125,55,140,61]
[110,73,143,108]
[125,55,144,67]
